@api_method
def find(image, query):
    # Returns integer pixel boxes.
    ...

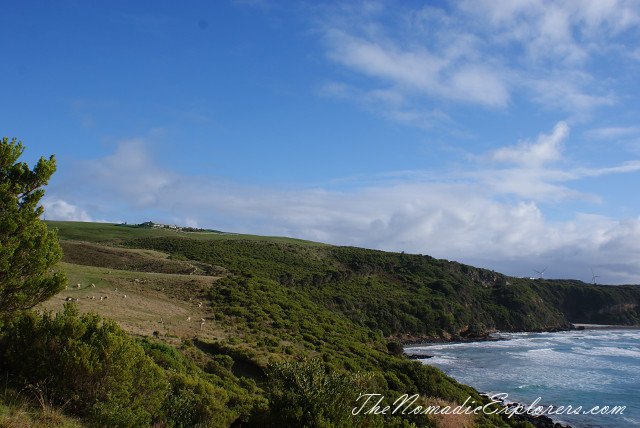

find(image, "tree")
[0,137,66,326]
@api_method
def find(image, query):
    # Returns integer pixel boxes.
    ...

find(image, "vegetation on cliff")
[0,221,531,427]
[2,216,638,426]
[120,235,640,338]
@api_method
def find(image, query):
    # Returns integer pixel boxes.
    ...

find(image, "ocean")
[406,328,640,428]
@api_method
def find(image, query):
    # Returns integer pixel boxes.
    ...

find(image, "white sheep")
[187,316,191,321]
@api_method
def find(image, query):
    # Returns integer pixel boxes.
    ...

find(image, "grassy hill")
[4,220,639,427]
[51,221,638,338]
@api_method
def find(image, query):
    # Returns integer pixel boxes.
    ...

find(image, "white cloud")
[575,161,640,177]
[459,0,640,62]
[318,81,450,129]
[323,28,510,109]
[585,126,640,139]
[527,73,615,114]
[317,1,639,123]
[42,198,93,222]
[58,123,640,284]
[81,138,179,209]
[490,121,569,166]
[474,122,640,203]
[185,217,199,228]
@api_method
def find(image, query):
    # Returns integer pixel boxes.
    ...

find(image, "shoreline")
[403,326,637,428]
[479,393,572,428]
[402,322,640,350]
[573,323,640,330]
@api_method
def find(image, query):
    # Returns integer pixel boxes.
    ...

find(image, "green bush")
[0,304,166,426]
[254,359,369,427]
[163,371,229,428]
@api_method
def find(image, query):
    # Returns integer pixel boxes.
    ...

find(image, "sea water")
[407,328,640,428]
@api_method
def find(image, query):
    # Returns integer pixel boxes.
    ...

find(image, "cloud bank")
[38,1,640,285]
[46,123,640,285]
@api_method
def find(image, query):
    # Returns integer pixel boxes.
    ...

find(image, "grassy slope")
[41,222,510,426]
[35,221,640,427]
[46,221,640,340]
[46,220,324,245]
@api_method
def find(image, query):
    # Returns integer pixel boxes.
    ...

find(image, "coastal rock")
[404,353,433,360]
[511,411,571,428]
[488,398,572,428]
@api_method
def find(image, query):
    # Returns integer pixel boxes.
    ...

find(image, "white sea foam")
[409,329,640,428]
[573,346,640,358]
[426,355,460,365]
[621,415,640,427]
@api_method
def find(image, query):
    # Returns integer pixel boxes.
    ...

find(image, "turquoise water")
[407,328,640,427]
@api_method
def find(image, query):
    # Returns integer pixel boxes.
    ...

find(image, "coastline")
[573,323,640,329]
[402,331,574,428]
[402,322,640,349]
[402,327,640,428]
[479,393,572,428]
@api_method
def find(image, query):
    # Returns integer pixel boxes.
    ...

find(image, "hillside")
[51,221,639,338]
[17,221,640,426]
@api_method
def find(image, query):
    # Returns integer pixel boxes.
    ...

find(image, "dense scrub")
[528,279,640,325]
[121,236,638,340]
[199,273,512,426]
[0,303,514,427]
[0,305,259,427]
[20,222,637,427]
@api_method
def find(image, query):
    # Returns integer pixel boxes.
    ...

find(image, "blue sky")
[2,0,640,284]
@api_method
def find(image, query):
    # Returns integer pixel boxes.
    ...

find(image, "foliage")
[0,304,166,426]
[529,279,640,325]
[196,269,508,426]
[123,237,578,339]
[34,221,640,426]
[0,306,265,427]
[255,358,377,428]
[139,338,262,428]
[0,137,66,326]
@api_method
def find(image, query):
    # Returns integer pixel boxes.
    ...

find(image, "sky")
[2,0,640,284]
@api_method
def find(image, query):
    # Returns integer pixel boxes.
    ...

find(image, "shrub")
[386,340,404,356]
[163,371,229,428]
[255,358,384,428]
[0,305,167,426]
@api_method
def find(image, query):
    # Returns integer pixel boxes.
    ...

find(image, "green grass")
[0,385,84,428]
[46,220,327,246]
[43,262,225,341]
[31,220,640,427]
